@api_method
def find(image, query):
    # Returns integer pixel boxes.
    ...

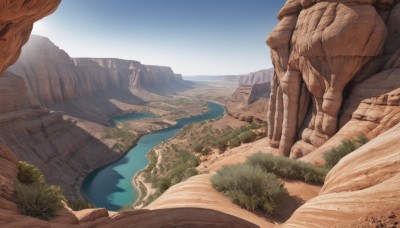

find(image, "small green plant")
[15,161,65,220]
[201,148,211,156]
[324,135,368,170]
[238,130,257,143]
[246,152,327,185]
[193,144,203,153]
[229,138,241,148]
[211,164,287,214]
[17,161,45,185]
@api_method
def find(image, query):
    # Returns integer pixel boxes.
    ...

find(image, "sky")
[32,0,284,76]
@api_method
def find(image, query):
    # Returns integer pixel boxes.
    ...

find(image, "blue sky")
[32,0,284,75]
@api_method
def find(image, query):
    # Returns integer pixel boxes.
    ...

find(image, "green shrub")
[17,161,45,185]
[238,130,257,143]
[193,144,203,153]
[67,200,93,211]
[324,136,368,170]
[158,177,171,193]
[201,148,211,156]
[216,139,228,151]
[229,138,241,148]
[246,152,327,185]
[211,164,287,214]
[15,161,66,220]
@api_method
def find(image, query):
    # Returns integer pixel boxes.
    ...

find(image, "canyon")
[0,0,399,227]
[0,33,191,201]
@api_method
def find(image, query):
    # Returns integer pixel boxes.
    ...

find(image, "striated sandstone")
[285,122,400,227]
[226,82,270,123]
[300,1,400,161]
[267,0,399,158]
[0,73,120,200]
[9,35,187,106]
[238,69,273,85]
[0,0,61,75]
[225,68,272,123]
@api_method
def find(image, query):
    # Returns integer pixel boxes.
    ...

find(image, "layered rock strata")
[267,0,399,158]
[9,35,186,107]
[226,82,270,122]
[238,69,273,85]
[0,0,61,75]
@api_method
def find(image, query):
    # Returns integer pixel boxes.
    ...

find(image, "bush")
[193,144,203,153]
[211,164,287,214]
[229,138,241,148]
[246,152,327,185]
[15,161,66,220]
[324,136,368,170]
[158,177,171,193]
[238,130,257,143]
[17,161,45,185]
[201,148,211,156]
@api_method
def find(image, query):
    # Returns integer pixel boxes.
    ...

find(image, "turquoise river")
[81,102,225,210]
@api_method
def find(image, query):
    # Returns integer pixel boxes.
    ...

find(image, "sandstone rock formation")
[267,0,399,159]
[238,69,273,85]
[285,122,400,227]
[9,35,187,106]
[301,0,400,162]
[224,68,272,123]
[0,72,120,200]
[0,0,61,75]
[226,82,270,122]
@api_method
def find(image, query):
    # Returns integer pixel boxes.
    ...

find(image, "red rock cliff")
[267,0,400,159]
[9,35,186,105]
[0,0,61,75]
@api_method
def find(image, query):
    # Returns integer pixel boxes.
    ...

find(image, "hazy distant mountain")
[184,69,273,85]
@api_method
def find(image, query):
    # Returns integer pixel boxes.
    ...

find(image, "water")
[81,102,225,210]
[109,112,157,127]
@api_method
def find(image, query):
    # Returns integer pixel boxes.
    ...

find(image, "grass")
[211,164,287,214]
[324,135,368,170]
[14,161,66,220]
[247,152,327,185]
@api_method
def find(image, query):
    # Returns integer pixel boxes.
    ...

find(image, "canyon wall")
[267,0,400,159]
[225,69,272,123]
[0,72,120,200]
[238,69,273,85]
[3,34,188,201]
[9,35,186,106]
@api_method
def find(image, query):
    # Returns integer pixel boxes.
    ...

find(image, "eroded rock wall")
[285,122,400,227]
[8,35,186,106]
[267,0,399,158]
[0,0,61,75]
[0,73,119,200]
[238,69,273,85]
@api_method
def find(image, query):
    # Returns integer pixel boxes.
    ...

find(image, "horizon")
[31,0,284,76]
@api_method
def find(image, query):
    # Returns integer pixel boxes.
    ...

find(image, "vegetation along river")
[81,101,225,210]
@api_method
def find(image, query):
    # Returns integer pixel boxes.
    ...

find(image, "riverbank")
[80,101,225,210]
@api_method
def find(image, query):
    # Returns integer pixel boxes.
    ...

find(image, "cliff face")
[9,35,186,106]
[238,69,273,85]
[225,69,272,123]
[0,72,119,200]
[267,0,400,159]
